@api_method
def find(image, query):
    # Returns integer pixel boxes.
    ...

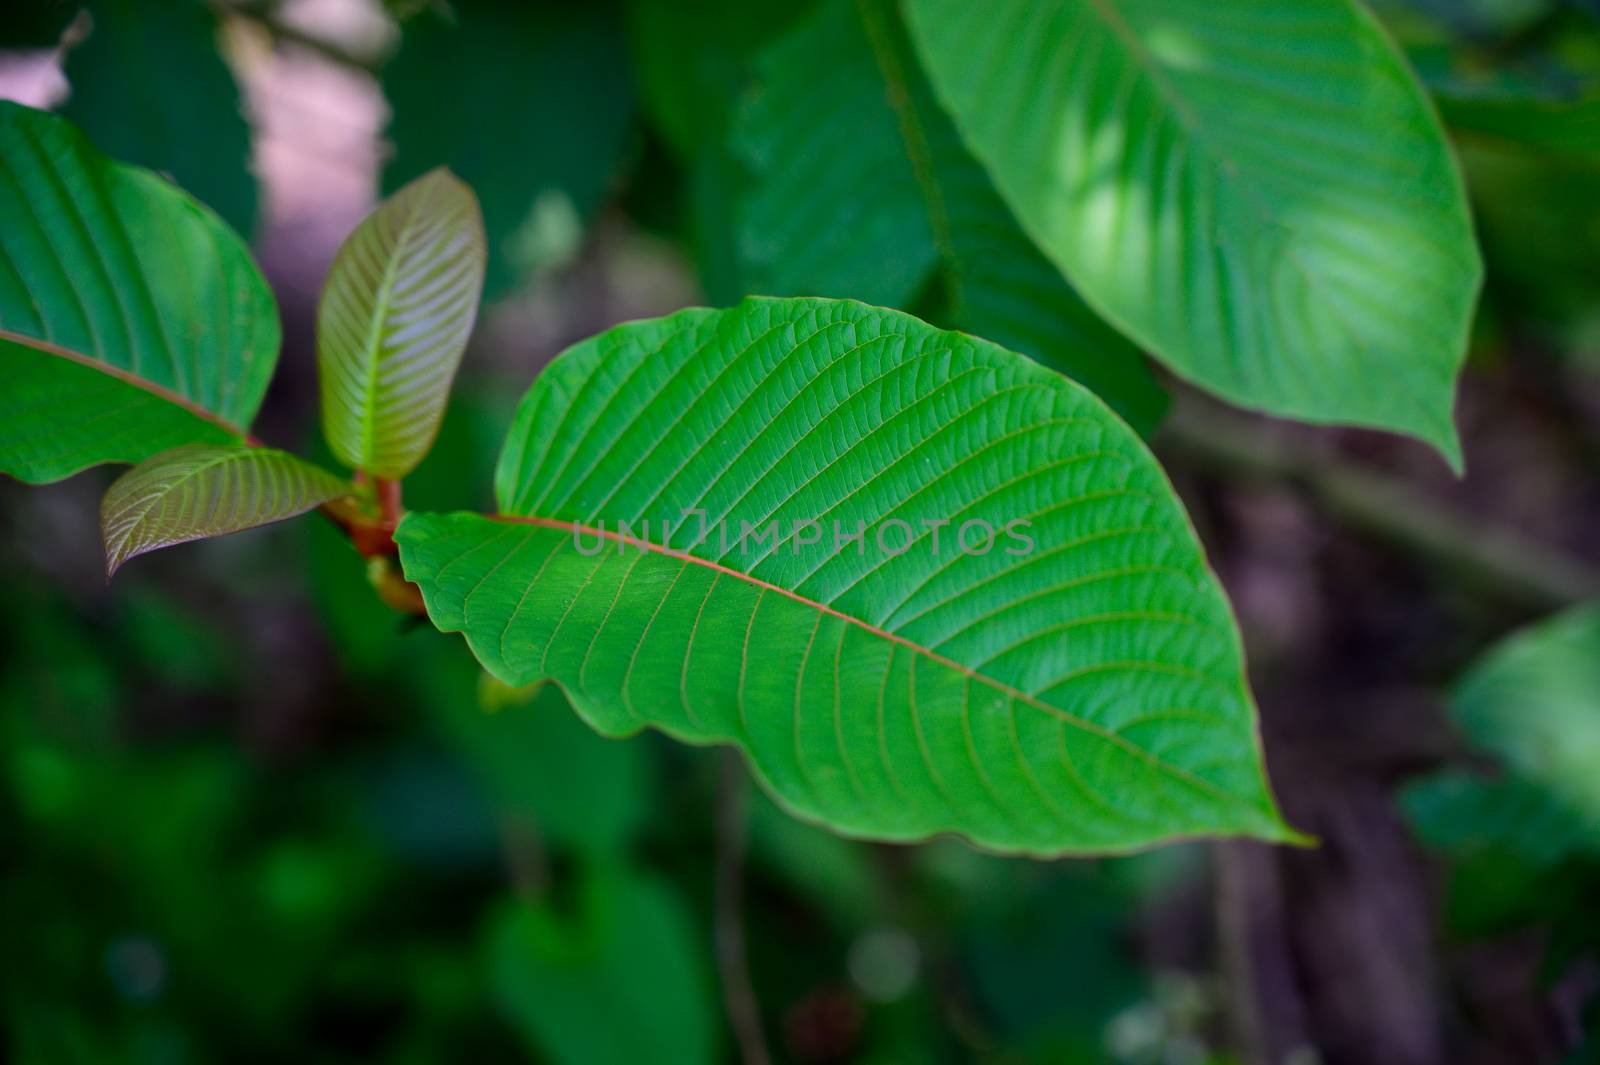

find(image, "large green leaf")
[734,0,1166,434]
[904,0,1483,466]
[396,297,1296,855]
[101,445,350,576]
[0,102,280,484]
[383,0,634,300]
[318,169,486,479]
[63,0,257,236]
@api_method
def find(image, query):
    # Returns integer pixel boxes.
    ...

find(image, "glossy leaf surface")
[0,103,279,484]
[397,297,1295,854]
[904,0,1482,465]
[102,446,349,576]
[734,0,1166,433]
[318,169,486,478]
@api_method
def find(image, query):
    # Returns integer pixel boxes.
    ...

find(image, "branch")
[715,751,773,1065]
[1161,401,1600,612]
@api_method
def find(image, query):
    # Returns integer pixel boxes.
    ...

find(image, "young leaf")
[734,0,1167,435]
[318,168,486,480]
[396,297,1299,855]
[0,103,280,484]
[903,0,1483,467]
[102,445,350,577]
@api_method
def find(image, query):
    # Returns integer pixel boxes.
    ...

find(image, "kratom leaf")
[0,103,279,484]
[904,0,1483,467]
[383,0,634,300]
[102,445,349,577]
[63,0,258,236]
[318,168,486,479]
[396,297,1297,855]
[734,0,1166,434]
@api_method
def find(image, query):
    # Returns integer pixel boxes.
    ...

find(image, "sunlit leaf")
[904,0,1483,467]
[0,103,279,484]
[63,0,257,236]
[318,168,486,479]
[734,0,1167,433]
[101,445,349,576]
[397,297,1297,855]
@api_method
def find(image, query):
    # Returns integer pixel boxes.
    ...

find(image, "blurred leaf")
[63,0,257,236]
[383,0,635,300]
[1403,770,1596,868]
[0,103,280,484]
[1462,143,1600,332]
[397,297,1297,854]
[748,790,882,926]
[413,642,653,855]
[1450,601,1600,833]
[964,871,1145,1042]
[626,0,810,159]
[1440,88,1600,158]
[905,0,1482,467]
[101,446,349,576]
[485,865,717,1065]
[1403,604,1600,946]
[111,589,236,691]
[318,169,486,478]
[733,0,1166,434]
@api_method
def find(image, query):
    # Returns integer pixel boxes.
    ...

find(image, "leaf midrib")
[0,326,251,440]
[352,179,436,471]
[1053,0,1452,445]
[487,511,1258,817]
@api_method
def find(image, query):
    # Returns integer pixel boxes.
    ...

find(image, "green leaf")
[904,0,1483,467]
[413,641,652,855]
[383,0,634,300]
[1402,770,1597,870]
[0,102,280,484]
[63,0,257,236]
[1438,88,1600,161]
[396,297,1296,855]
[318,168,486,479]
[734,0,1166,434]
[101,445,349,576]
[485,866,717,1065]
[626,0,810,160]
[1449,602,1600,835]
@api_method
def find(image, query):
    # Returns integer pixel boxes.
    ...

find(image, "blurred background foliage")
[1,0,1598,1063]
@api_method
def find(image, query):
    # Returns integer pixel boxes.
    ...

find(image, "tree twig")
[715,751,773,1065]
[1161,401,1600,612]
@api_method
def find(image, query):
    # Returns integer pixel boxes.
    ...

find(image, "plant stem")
[1161,400,1600,611]
[715,751,773,1065]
